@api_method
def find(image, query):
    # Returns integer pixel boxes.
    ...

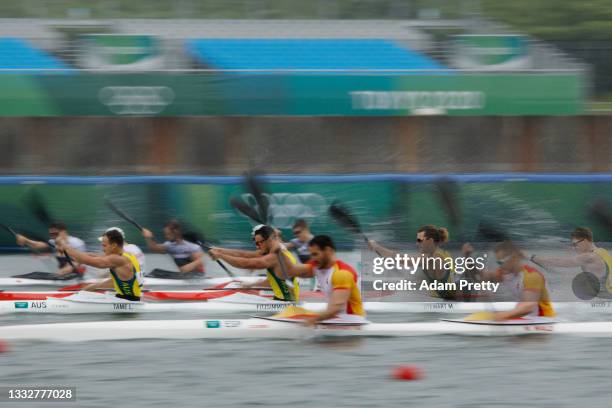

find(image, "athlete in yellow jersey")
[210,225,299,302]
[532,227,612,297]
[284,235,366,325]
[490,241,555,320]
[56,229,142,301]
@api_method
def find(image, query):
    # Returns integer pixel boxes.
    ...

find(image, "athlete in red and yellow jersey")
[491,241,555,320]
[284,235,365,325]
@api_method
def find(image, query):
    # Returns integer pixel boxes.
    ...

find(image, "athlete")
[97,227,145,287]
[531,227,612,297]
[489,241,555,320]
[285,219,314,263]
[283,235,365,325]
[15,222,86,279]
[370,225,456,299]
[142,220,204,279]
[209,225,299,302]
[56,229,141,301]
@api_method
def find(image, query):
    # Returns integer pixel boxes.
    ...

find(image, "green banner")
[0,72,584,116]
[451,35,530,70]
[79,34,164,70]
[0,176,610,250]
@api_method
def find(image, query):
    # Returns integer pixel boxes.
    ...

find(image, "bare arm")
[179,251,204,273]
[493,290,540,321]
[367,240,398,258]
[214,247,261,258]
[15,234,50,251]
[141,228,167,253]
[282,255,314,278]
[82,278,113,292]
[215,251,277,270]
[310,289,350,322]
[532,253,597,268]
[63,245,124,270]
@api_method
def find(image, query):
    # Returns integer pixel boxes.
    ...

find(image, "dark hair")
[494,240,523,258]
[105,229,124,247]
[417,225,449,243]
[253,225,275,240]
[165,219,182,232]
[292,219,309,230]
[308,235,336,251]
[48,222,67,231]
[571,227,593,242]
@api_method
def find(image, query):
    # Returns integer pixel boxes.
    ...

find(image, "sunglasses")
[496,255,512,266]
[416,238,427,243]
[292,229,302,235]
[571,239,585,247]
[254,237,268,246]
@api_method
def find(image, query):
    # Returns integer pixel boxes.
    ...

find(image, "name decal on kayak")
[14,302,29,309]
[113,303,135,310]
[256,304,292,311]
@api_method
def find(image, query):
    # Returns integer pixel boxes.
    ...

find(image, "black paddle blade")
[229,196,265,224]
[433,177,462,227]
[23,189,52,226]
[588,199,612,232]
[329,201,362,235]
[476,221,507,242]
[244,171,270,225]
[105,198,143,231]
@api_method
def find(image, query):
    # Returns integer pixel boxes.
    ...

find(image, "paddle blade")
[244,171,270,224]
[463,311,495,321]
[105,198,143,231]
[588,199,612,232]
[329,201,362,236]
[23,189,52,226]
[230,196,264,224]
[476,222,507,242]
[433,178,462,227]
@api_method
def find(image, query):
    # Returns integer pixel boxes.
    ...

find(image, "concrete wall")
[0,116,610,174]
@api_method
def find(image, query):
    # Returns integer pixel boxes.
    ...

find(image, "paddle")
[328,201,383,257]
[588,199,612,233]
[21,190,79,272]
[244,170,270,225]
[105,198,234,277]
[229,196,265,225]
[104,199,145,231]
[433,177,462,228]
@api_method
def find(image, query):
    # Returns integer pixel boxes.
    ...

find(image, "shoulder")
[522,264,545,286]
[184,240,202,252]
[332,261,358,283]
[124,244,143,255]
[68,236,86,247]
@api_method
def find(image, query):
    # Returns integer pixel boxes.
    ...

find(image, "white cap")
[98,227,126,242]
[251,224,266,237]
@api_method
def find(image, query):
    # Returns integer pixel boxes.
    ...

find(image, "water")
[0,254,611,408]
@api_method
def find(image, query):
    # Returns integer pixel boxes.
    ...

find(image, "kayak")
[0,291,525,315]
[1,316,611,342]
[0,276,263,289]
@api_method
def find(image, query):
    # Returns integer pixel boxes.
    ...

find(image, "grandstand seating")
[186,38,448,70]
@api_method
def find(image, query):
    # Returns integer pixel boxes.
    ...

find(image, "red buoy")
[391,365,424,381]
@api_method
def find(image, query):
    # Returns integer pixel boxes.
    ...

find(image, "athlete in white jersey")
[15,221,86,279]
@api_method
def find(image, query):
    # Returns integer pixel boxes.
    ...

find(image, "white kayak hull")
[1,294,611,315]
[2,318,612,342]
[0,290,520,315]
